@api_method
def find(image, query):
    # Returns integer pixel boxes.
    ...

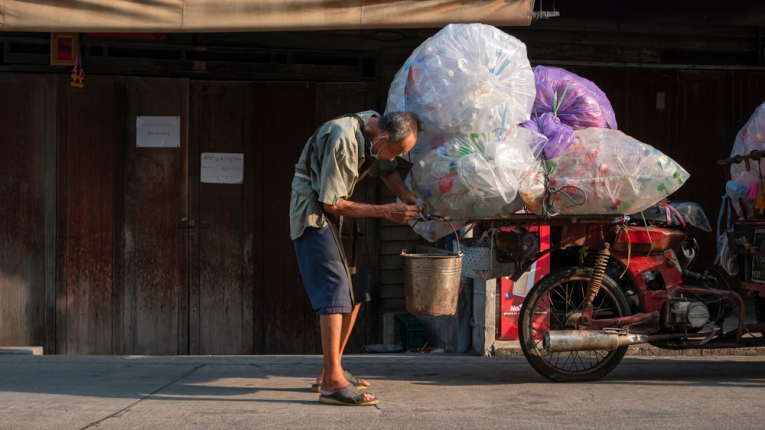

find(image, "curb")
[493,341,765,357]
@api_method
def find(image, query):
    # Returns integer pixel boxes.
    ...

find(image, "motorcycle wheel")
[519,266,631,382]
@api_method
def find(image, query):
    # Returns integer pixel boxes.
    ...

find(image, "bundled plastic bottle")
[520,128,689,215]
[726,101,765,218]
[397,24,535,156]
[385,43,424,114]
[522,66,618,159]
[409,128,546,240]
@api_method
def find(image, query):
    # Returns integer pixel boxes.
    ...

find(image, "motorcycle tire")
[519,266,632,383]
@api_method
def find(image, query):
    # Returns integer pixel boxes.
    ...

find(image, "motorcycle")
[515,179,765,382]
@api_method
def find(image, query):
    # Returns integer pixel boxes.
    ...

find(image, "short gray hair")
[378,111,424,143]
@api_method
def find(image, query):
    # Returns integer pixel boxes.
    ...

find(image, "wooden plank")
[111,79,127,355]
[43,75,57,354]
[379,225,416,241]
[527,43,662,64]
[516,18,758,39]
[60,77,118,354]
[380,255,403,270]
[380,241,407,256]
[124,77,189,355]
[672,70,728,268]
[380,284,405,300]
[190,81,251,355]
[380,269,404,285]
[0,74,47,349]
[379,298,407,313]
[511,29,757,53]
[188,84,201,355]
[241,82,257,355]
[251,81,265,355]
[178,81,191,356]
[256,81,316,354]
[55,76,69,355]
[121,78,137,355]
[543,0,765,27]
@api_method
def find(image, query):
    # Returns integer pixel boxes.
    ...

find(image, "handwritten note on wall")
[201,153,244,184]
[136,116,181,147]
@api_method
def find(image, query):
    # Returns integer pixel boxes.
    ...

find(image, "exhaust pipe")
[543,329,649,352]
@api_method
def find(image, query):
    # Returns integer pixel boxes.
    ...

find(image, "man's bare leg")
[316,304,370,388]
[319,313,375,401]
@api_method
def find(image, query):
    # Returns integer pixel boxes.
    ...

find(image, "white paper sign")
[201,153,244,184]
[136,116,181,147]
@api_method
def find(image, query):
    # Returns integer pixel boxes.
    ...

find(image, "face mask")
[368,134,389,160]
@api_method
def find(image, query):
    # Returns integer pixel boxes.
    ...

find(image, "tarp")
[0,0,534,32]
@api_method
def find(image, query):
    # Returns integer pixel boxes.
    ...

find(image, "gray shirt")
[289,111,397,240]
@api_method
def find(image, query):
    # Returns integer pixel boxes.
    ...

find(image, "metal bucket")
[401,217,463,316]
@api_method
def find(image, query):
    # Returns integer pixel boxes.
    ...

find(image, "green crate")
[395,313,424,350]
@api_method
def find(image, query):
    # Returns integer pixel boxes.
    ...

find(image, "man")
[290,110,424,406]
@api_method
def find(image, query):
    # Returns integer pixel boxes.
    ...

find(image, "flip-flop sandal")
[311,371,369,393]
[319,385,379,406]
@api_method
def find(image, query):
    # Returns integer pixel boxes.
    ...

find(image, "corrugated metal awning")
[0,0,534,32]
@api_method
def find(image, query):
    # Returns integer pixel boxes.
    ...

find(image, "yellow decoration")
[756,185,765,216]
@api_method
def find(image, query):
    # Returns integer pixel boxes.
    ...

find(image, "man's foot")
[319,384,378,406]
[313,368,370,392]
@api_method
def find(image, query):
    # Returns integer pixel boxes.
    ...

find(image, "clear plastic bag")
[727,101,765,218]
[385,43,425,114]
[410,129,544,226]
[402,24,535,155]
[520,128,690,215]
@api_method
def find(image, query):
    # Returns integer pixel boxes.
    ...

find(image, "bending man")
[290,111,424,406]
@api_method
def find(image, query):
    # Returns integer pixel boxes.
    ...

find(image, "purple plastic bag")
[522,113,575,159]
[533,66,618,129]
[522,66,618,159]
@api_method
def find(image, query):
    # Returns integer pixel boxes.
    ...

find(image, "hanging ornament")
[70,40,84,88]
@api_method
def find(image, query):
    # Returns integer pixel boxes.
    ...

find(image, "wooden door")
[0,74,55,351]
[255,82,317,354]
[123,77,190,355]
[56,76,124,354]
[189,81,258,355]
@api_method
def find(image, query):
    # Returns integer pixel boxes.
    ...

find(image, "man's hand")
[382,203,420,224]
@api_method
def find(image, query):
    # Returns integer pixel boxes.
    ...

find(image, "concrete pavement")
[1,354,764,429]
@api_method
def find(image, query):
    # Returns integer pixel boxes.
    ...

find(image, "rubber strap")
[715,195,728,265]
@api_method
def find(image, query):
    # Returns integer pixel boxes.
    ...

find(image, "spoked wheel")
[519,266,631,382]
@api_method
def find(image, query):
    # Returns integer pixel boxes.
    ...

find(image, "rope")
[614,221,631,279]
[541,157,587,217]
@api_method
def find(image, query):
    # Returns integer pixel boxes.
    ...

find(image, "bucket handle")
[403,215,461,255]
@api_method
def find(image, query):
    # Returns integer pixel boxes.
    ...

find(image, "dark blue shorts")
[294,225,370,315]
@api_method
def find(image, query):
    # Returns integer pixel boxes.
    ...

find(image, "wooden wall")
[0,74,382,354]
[0,75,55,351]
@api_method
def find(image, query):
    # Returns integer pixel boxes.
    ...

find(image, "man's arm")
[323,201,419,224]
[380,169,418,205]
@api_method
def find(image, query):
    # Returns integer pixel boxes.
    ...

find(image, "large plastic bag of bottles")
[410,128,546,238]
[519,128,689,215]
[726,101,765,218]
[385,43,424,115]
[522,66,618,159]
[400,24,535,156]
[398,174,473,242]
